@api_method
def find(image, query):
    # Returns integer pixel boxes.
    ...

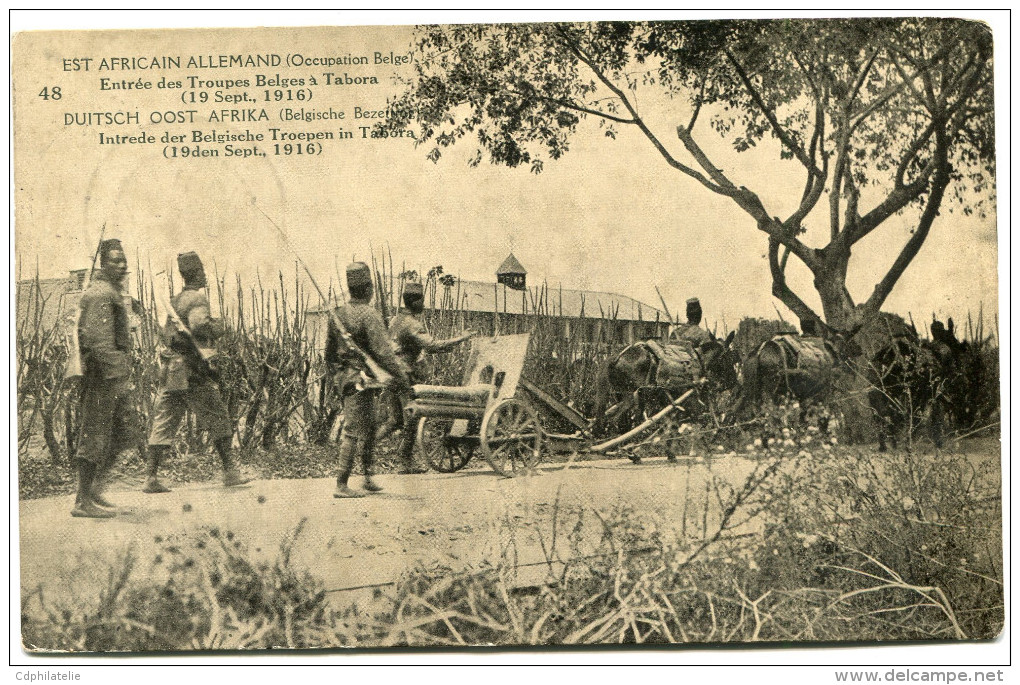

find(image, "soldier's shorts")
[341,388,379,440]
[148,381,233,446]
[76,377,138,467]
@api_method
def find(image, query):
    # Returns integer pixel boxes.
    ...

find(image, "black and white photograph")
[10,11,1007,669]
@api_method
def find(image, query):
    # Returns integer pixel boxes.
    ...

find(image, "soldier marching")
[144,251,250,494]
[67,242,482,516]
[325,262,411,498]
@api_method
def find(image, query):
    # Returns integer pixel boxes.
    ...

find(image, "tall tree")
[385,18,994,333]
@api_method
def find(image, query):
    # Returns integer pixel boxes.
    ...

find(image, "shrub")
[22,520,334,652]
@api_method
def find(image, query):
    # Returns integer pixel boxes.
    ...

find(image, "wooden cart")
[405,333,544,477]
[404,332,701,476]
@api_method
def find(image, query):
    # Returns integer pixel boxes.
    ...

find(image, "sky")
[11,11,1003,335]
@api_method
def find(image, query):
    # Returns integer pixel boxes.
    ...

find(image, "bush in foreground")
[21,443,1001,650]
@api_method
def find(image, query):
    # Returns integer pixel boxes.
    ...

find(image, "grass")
[20,436,1002,650]
[15,253,1001,500]
[15,254,1003,648]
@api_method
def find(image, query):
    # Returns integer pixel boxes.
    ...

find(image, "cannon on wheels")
[406,333,544,477]
[404,332,709,475]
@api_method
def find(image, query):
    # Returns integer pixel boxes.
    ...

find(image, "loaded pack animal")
[865,318,969,451]
[735,315,967,451]
[604,332,739,437]
[733,331,844,444]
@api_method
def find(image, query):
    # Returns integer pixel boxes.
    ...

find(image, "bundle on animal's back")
[769,335,838,399]
[607,334,738,396]
[644,340,701,389]
[608,340,704,394]
[738,333,840,410]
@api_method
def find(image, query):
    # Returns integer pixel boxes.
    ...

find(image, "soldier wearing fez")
[671,297,713,348]
[72,239,137,518]
[326,262,410,498]
[144,251,249,493]
[379,281,474,474]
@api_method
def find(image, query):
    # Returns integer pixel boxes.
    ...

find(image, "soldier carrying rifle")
[326,262,411,498]
[144,251,250,493]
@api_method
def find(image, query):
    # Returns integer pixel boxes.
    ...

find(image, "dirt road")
[20,455,762,606]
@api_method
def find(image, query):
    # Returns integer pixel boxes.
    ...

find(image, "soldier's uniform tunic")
[390,310,466,374]
[385,310,469,465]
[325,298,409,443]
[76,273,137,468]
[148,286,232,446]
[670,322,713,349]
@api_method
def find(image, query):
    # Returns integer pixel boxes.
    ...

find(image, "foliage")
[15,274,77,462]
[22,521,334,652]
[21,441,1000,649]
[386,19,995,329]
[732,316,798,359]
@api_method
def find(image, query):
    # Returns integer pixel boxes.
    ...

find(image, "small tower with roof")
[496,253,527,291]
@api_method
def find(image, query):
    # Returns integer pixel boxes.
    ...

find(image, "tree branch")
[895,120,938,188]
[849,79,915,134]
[828,119,853,242]
[794,90,829,226]
[724,48,822,176]
[508,88,638,124]
[672,125,738,190]
[944,59,990,123]
[847,163,934,247]
[686,76,706,134]
[847,49,880,107]
[889,53,935,115]
[786,136,828,234]
[552,24,729,195]
[791,51,821,101]
[768,236,822,327]
[864,126,951,313]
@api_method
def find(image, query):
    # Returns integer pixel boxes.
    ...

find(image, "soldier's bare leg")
[362,391,384,492]
[397,395,427,474]
[92,391,134,507]
[90,469,117,508]
[145,388,186,493]
[187,382,249,487]
[397,421,426,475]
[71,461,114,519]
[361,434,383,493]
[334,435,364,498]
[90,448,117,508]
[375,390,404,442]
[143,445,173,493]
[217,437,251,487]
[335,390,370,498]
[74,383,119,517]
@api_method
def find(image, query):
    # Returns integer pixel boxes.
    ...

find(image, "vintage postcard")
[12,14,1003,658]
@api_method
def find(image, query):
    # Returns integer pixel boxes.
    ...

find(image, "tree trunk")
[813,252,858,331]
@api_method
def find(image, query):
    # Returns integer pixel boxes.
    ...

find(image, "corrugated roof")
[496,253,527,276]
[310,280,667,323]
[452,280,664,321]
[15,277,81,333]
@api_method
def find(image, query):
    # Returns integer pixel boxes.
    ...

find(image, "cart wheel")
[418,417,474,473]
[480,398,543,477]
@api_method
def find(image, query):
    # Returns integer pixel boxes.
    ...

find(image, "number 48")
[38,86,62,100]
